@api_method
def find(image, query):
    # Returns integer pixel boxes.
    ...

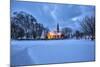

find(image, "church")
[47,23,64,39]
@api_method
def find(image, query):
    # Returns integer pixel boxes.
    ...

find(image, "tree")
[61,27,72,38]
[11,11,47,39]
[11,11,37,39]
[79,16,95,40]
[11,21,25,39]
[75,30,81,39]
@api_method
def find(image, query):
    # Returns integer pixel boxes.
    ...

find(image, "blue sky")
[11,0,95,31]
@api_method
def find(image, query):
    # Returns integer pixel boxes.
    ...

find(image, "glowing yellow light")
[47,32,62,39]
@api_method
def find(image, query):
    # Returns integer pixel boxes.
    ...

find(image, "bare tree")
[79,16,95,40]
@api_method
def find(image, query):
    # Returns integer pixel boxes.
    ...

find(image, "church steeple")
[57,23,59,33]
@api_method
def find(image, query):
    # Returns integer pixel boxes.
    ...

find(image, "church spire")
[57,23,59,33]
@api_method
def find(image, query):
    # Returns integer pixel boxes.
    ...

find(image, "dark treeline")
[60,16,95,40]
[65,16,95,40]
[11,11,49,40]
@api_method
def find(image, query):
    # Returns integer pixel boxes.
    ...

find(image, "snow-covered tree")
[11,11,47,39]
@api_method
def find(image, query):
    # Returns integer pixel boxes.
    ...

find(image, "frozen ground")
[11,39,95,66]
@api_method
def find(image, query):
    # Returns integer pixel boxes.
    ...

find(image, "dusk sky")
[11,0,95,31]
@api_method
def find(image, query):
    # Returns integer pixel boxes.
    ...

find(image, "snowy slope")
[11,39,95,66]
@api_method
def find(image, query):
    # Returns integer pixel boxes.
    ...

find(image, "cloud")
[42,4,58,23]
[41,4,95,31]
[11,1,95,31]
[50,5,58,22]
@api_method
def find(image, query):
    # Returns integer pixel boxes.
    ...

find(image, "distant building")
[47,23,64,39]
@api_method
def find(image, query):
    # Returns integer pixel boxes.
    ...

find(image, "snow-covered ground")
[11,39,95,66]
